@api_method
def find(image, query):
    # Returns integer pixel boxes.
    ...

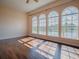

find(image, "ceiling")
[0,0,55,12]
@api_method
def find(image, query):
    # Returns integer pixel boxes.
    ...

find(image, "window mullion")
[59,14,61,38]
[46,13,48,36]
[78,12,79,40]
[37,15,39,34]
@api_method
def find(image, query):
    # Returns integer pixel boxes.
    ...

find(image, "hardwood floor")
[0,37,79,59]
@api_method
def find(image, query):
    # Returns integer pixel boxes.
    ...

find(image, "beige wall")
[27,0,79,39]
[0,6,27,40]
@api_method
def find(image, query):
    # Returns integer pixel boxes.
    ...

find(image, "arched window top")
[32,16,37,20]
[39,14,46,19]
[62,6,78,15]
[48,11,58,17]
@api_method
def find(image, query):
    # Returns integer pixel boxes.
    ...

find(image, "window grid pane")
[61,7,78,40]
[39,14,46,35]
[32,16,37,34]
[48,11,59,36]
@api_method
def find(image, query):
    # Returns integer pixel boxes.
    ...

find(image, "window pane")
[48,11,59,36]
[32,16,37,34]
[61,6,78,40]
[39,14,46,35]
[62,6,78,15]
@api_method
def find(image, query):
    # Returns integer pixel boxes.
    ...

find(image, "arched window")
[32,16,37,34]
[48,11,59,36]
[39,14,46,35]
[61,6,79,40]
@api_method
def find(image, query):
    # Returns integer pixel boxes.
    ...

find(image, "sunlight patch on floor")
[27,37,35,39]
[27,39,43,47]
[24,43,33,48]
[17,37,56,59]
[38,41,57,55]
[36,49,53,59]
[18,40,23,43]
[61,45,79,59]
[21,38,33,42]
